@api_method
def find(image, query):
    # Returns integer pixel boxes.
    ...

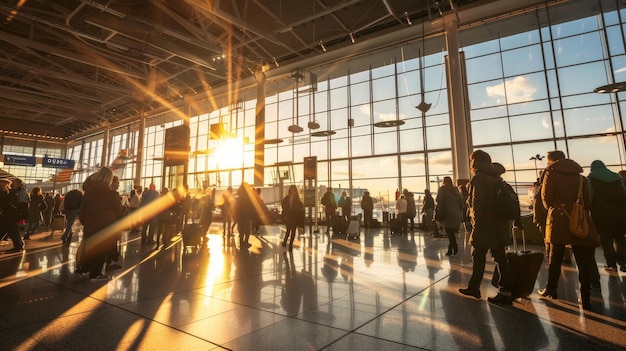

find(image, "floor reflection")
[0,223,624,350]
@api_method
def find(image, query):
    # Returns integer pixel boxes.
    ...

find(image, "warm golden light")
[215,137,244,168]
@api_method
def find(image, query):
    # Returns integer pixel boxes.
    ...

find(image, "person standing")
[0,179,24,252]
[281,185,304,250]
[140,183,160,245]
[24,186,46,240]
[587,160,626,273]
[338,191,352,223]
[128,189,141,232]
[61,188,83,245]
[459,150,513,305]
[53,193,62,216]
[236,183,258,248]
[395,194,408,234]
[422,189,436,235]
[403,189,417,231]
[42,192,55,229]
[436,176,464,256]
[321,187,337,234]
[78,167,121,280]
[360,191,374,227]
[538,154,600,309]
[199,193,215,244]
[221,186,233,236]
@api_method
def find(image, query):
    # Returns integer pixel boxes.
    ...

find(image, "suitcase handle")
[511,225,530,254]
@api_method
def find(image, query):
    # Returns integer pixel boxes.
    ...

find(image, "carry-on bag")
[389,217,402,235]
[492,226,544,298]
[51,214,66,233]
[182,222,203,247]
[346,220,360,238]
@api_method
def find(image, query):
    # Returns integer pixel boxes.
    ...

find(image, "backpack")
[493,179,520,220]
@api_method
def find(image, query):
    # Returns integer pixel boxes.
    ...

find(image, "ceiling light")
[319,40,327,52]
[594,82,626,93]
[288,125,303,133]
[311,130,336,137]
[404,12,412,25]
[374,120,405,128]
[273,57,279,67]
[349,32,355,43]
[308,121,320,129]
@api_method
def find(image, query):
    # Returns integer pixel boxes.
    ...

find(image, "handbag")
[434,205,446,221]
[558,176,589,239]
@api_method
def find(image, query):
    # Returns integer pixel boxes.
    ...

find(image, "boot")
[453,244,459,256]
[445,245,453,256]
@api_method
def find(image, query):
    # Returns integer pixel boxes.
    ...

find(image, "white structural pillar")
[444,14,472,184]
[135,111,146,188]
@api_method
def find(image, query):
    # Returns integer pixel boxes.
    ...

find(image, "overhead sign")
[3,154,36,167]
[42,157,75,169]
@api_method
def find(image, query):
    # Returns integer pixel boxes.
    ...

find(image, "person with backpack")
[459,150,513,305]
[61,189,83,245]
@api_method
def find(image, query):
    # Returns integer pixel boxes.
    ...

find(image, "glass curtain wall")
[60,1,626,213]
[463,4,626,204]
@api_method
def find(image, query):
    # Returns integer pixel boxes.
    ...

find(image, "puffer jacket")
[541,158,599,247]
[468,162,508,249]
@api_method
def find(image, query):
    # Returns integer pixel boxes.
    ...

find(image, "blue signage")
[3,154,36,166]
[42,157,75,169]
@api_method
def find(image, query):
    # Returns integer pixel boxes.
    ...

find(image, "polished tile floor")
[0,222,625,351]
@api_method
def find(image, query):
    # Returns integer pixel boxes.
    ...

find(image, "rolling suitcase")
[389,218,402,235]
[182,222,203,247]
[346,220,360,238]
[492,226,544,298]
[51,214,66,234]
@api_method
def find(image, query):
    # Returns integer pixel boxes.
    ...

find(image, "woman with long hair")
[281,185,304,250]
[435,176,464,256]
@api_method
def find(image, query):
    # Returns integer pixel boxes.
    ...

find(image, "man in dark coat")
[459,150,513,305]
[587,160,626,273]
[360,191,374,227]
[321,187,337,234]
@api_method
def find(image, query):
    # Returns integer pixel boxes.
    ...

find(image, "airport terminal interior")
[1,0,626,350]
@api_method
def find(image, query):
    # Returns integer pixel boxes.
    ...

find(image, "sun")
[215,137,244,168]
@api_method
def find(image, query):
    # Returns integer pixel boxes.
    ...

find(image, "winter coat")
[28,194,45,222]
[435,185,464,230]
[321,191,337,216]
[587,160,626,235]
[467,162,509,249]
[80,180,122,239]
[395,197,407,214]
[281,194,305,228]
[360,194,374,211]
[541,159,600,247]
[404,192,417,217]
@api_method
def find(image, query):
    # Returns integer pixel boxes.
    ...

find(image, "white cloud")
[486,76,537,104]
